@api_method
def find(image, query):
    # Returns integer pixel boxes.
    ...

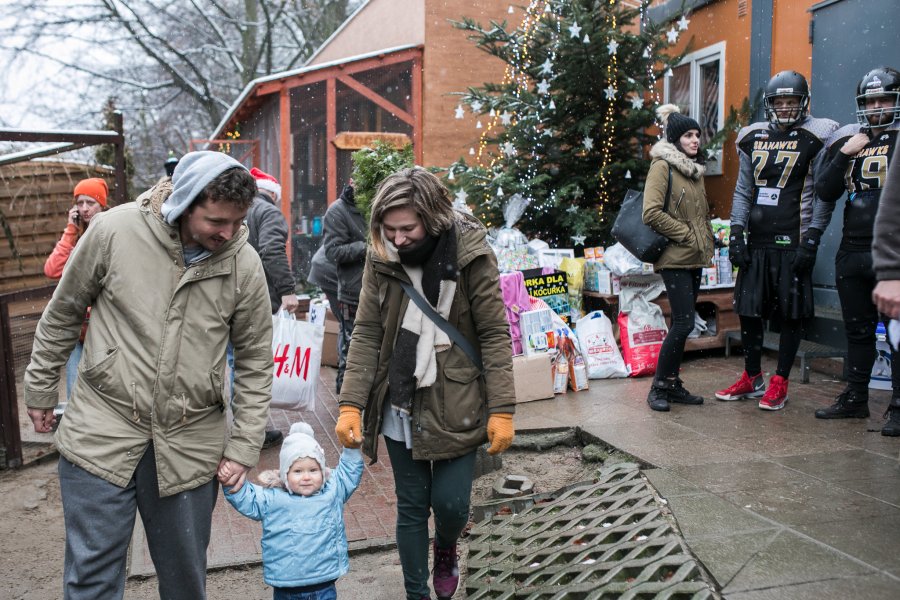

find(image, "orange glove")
[335,405,363,448]
[486,413,514,455]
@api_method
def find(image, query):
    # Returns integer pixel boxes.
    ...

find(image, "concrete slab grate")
[465,462,716,599]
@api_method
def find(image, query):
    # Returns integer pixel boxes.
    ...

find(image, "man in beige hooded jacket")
[24,151,274,600]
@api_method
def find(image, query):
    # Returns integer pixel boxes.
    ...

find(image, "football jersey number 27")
[752,150,800,189]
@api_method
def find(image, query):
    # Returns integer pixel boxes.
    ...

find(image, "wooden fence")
[0,160,115,293]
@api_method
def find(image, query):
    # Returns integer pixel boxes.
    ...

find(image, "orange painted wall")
[421,0,513,169]
[771,0,817,98]
[662,0,751,217]
[660,0,820,218]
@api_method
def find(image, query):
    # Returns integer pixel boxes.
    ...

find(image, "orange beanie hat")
[73,178,109,207]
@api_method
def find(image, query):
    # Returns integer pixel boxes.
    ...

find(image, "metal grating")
[465,463,716,599]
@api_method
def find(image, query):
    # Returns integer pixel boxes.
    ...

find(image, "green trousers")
[384,437,477,600]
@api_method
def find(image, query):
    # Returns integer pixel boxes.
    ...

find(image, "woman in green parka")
[334,167,516,600]
[642,104,715,412]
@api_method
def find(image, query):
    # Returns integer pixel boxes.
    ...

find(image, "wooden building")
[208,0,513,276]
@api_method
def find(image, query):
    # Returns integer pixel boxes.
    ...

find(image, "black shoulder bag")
[611,164,672,263]
[398,281,484,372]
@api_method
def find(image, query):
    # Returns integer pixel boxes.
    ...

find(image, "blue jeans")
[65,341,84,402]
[273,582,337,600]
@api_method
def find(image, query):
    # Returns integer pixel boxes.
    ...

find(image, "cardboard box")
[321,318,340,367]
[512,353,554,403]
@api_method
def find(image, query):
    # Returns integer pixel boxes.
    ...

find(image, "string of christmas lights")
[596,0,618,223]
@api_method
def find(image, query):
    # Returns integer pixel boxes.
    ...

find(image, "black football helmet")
[856,67,900,127]
[763,71,810,127]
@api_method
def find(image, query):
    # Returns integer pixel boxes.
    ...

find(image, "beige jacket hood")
[25,182,274,496]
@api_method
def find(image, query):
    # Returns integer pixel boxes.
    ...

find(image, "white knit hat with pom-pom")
[279,422,329,493]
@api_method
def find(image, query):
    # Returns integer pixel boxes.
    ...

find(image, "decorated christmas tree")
[447,0,689,247]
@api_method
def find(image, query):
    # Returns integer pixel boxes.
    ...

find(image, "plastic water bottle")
[871,322,892,390]
[717,248,733,285]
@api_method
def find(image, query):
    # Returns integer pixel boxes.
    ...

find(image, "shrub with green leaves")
[351,141,414,224]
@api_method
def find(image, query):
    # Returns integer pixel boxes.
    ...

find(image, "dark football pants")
[739,316,803,379]
[58,444,218,600]
[836,249,900,392]
[384,437,476,600]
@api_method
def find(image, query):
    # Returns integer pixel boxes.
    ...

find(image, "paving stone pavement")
[514,353,900,599]
[128,351,900,599]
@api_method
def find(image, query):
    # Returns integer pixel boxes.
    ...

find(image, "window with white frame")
[664,42,725,174]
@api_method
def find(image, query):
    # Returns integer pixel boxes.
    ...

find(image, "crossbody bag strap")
[399,280,484,372]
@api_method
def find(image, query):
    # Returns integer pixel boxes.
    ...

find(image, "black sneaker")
[882,396,900,437]
[262,429,284,449]
[669,378,704,405]
[815,387,869,419]
[647,384,671,412]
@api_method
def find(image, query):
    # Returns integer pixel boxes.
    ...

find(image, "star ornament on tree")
[604,85,617,100]
[571,235,587,246]
[583,136,594,150]
[454,188,468,205]
[540,58,553,75]
[607,39,619,55]
[455,105,465,119]
[666,27,679,44]
[537,79,551,95]
[500,110,512,125]
[677,15,690,31]
[568,21,582,38]
[502,141,518,157]
[471,99,484,113]
[630,95,644,110]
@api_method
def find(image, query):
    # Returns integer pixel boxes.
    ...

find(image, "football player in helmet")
[811,66,900,436]
[716,71,838,410]
[764,70,811,128]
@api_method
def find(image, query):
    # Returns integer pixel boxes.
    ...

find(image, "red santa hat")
[249,167,281,202]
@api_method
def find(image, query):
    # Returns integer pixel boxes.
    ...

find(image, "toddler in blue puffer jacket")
[224,422,363,599]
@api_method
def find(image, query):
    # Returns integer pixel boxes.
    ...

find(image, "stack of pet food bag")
[491,198,666,403]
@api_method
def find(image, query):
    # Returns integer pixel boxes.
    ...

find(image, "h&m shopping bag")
[270,311,323,412]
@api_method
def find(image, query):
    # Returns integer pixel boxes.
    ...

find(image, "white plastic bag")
[576,311,627,379]
[270,311,323,411]
[604,242,644,277]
